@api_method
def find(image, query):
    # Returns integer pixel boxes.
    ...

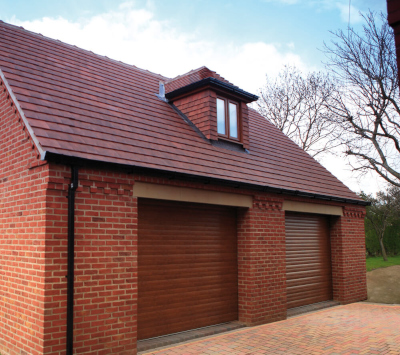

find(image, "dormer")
[164,67,258,150]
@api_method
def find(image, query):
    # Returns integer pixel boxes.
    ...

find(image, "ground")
[139,263,400,354]
[141,304,400,355]
[367,265,400,304]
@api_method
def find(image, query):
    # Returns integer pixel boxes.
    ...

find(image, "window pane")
[229,103,238,138]
[217,99,226,134]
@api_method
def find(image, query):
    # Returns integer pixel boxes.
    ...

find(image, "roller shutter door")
[138,199,238,340]
[285,213,332,309]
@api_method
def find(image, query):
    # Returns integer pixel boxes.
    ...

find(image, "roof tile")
[0,22,362,202]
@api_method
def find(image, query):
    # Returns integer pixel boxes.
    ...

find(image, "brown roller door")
[138,199,238,340]
[285,212,332,309]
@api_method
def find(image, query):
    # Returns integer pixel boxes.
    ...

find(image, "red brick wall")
[173,89,217,140]
[173,89,250,148]
[43,164,138,355]
[237,196,287,325]
[241,103,250,149]
[0,83,48,355]
[0,84,139,355]
[41,164,68,355]
[330,207,367,304]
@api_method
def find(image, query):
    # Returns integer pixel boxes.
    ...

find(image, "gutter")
[43,152,369,206]
[66,166,79,355]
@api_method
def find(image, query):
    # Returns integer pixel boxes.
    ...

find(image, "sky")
[0,0,388,194]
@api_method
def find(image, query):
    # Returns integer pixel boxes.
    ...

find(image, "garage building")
[0,22,367,355]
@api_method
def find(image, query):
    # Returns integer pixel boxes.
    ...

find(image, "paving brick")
[142,304,400,355]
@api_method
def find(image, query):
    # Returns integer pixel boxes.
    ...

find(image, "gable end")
[0,69,45,160]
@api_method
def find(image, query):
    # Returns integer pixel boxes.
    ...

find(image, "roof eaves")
[0,68,46,160]
[165,77,259,103]
[43,151,369,206]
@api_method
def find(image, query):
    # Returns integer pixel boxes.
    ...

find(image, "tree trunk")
[379,237,388,261]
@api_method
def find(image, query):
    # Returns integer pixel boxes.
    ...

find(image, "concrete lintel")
[282,200,343,216]
[133,182,252,208]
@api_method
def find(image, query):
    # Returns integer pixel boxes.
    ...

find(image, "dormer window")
[164,70,258,149]
[217,97,239,140]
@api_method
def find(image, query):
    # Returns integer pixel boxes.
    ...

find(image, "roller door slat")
[138,199,238,340]
[285,212,332,309]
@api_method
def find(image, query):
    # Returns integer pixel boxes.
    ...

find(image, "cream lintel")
[282,200,343,216]
[133,182,253,208]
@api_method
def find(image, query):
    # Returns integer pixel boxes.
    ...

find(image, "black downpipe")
[67,166,78,355]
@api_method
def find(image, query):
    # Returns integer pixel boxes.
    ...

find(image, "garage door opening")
[285,213,333,309]
[138,199,238,340]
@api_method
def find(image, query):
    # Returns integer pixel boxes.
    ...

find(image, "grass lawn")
[366,255,400,271]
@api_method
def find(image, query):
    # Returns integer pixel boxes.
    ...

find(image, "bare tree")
[324,11,400,187]
[362,186,400,261]
[257,66,340,158]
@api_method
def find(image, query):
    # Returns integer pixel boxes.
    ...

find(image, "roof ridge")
[164,66,235,87]
[164,66,209,84]
[0,20,170,81]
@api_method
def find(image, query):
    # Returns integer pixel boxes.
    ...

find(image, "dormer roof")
[165,66,235,92]
[164,67,258,103]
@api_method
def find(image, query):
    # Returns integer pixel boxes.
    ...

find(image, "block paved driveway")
[143,303,400,355]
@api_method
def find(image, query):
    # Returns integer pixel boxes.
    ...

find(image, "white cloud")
[286,42,295,50]
[285,0,365,25]
[261,0,364,26]
[215,42,307,94]
[336,2,363,24]
[321,154,384,195]
[8,1,307,94]
[262,0,299,4]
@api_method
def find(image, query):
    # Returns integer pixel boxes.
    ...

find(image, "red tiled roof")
[0,21,362,202]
